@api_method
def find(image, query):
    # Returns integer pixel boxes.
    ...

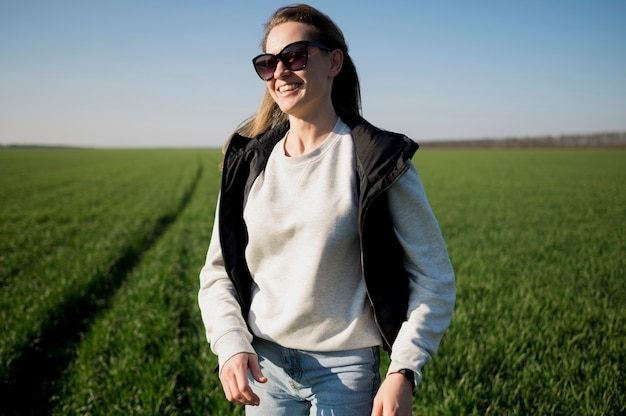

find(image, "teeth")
[279,84,299,92]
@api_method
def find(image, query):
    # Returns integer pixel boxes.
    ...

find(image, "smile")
[278,83,301,93]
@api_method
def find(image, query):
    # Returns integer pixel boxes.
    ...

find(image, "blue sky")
[1,0,625,148]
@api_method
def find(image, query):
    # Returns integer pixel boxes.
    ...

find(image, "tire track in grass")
[56,153,231,415]
[0,163,203,416]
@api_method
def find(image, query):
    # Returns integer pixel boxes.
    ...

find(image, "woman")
[198,4,455,415]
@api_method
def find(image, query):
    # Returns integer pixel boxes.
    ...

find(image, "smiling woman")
[236,5,362,144]
[197,4,456,416]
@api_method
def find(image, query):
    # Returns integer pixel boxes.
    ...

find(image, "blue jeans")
[245,337,381,416]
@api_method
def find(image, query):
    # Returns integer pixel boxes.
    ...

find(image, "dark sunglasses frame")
[252,40,331,81]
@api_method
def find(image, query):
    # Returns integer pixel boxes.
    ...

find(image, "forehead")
[265,22,313,53]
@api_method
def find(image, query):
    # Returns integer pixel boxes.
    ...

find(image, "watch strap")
[397,368,415,388]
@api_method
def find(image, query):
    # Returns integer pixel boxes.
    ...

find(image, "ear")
[328,49,344,78]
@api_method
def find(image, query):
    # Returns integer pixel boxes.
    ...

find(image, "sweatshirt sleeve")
[385,160,456,387]
[198,196,256,371]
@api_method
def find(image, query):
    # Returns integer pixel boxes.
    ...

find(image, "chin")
[277,103,300,116]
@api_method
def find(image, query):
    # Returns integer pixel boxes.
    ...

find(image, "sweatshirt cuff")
[213,330,256,373]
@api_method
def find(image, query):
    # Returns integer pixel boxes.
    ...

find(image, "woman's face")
[263,22,340,120]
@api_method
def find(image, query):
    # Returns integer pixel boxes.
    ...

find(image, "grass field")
[1,147,624,415]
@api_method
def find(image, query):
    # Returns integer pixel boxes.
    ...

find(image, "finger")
[222,372,258,405]
[234,370,261,405]
[220,373,236,403]
[220,363,253,404]
[248,355,268,383]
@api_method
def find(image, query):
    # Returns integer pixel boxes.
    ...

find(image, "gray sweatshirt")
[198,119,455,386]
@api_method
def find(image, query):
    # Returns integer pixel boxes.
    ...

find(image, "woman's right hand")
[219,352,268,406]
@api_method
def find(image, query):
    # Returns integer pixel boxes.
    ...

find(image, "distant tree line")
[3,131,626,149]
[421,131,626,148]
[0,144,88,149]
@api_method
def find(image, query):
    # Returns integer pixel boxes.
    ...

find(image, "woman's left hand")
[371,372,413,416]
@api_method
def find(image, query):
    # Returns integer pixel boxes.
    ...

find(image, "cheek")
[266,83,279,99]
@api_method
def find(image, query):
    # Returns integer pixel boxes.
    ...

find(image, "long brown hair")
[238,4,361,138]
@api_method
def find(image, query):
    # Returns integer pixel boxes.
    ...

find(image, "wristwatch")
[397,368,415,387]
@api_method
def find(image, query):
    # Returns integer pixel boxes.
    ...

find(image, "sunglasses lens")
[253,55,278,80]
[281,44,308,71]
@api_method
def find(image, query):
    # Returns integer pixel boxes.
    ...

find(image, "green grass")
[55,150,237,415]
[1,150,203,379]
[410,149,625,415]
[1,148,624,415]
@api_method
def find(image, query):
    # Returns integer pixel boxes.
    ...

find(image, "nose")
[274,60,291,79]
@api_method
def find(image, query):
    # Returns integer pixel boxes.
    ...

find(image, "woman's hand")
[219,352,268,406]
[371,372,414,416]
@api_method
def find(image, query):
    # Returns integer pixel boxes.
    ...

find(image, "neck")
[285,110,338,157]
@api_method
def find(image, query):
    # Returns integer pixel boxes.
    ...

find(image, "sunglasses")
[252,40,331,81]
